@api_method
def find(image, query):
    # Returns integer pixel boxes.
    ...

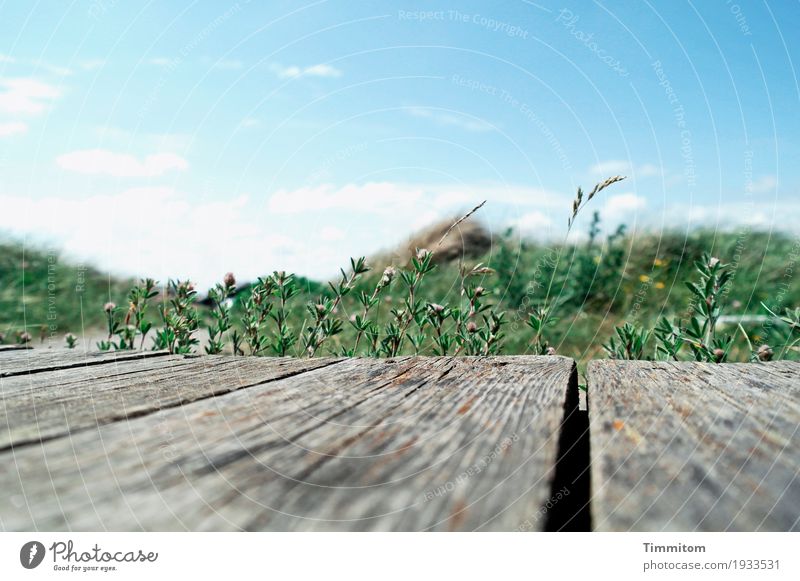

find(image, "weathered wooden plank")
[0,345,31,352]
[0,348,169,377]
[0,356,575,531]
[588,360,800,531]
[1,354,341,450]
[265,356,577,531]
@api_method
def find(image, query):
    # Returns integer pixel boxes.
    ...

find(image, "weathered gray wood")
[1,353,341,449]
[0,356,575,531]
[263,356,577,531]
[0,345,31,352]
[0,348,169,377]
[588,360,800,531]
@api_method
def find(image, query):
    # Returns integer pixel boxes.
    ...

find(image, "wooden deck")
[589,360,800,532]
[0,349,797,531]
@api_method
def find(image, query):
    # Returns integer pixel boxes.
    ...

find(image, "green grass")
[0,239,133,345]
[2,224,798,364]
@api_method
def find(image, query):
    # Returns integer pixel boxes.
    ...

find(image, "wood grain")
[0,348,169,377]
[0,355,575,531]
[0,345,31,352]
[588,360,800,531]
[1,353,341,450]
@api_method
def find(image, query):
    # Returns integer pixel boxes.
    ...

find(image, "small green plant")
[97,279,157,352]
[681,254,734,362]
[97,302,131,351]
[389,249,436,356]
[233,276,275,356]
[604,322,651,360]
[305,257,369,357]
[128,278,158,350]
[269,271,300,356]
[65,333,78,349]
[425,302,453,355]
[154,280,199,354]
[649,253,734,362]
[653,317,684,361]
[347,266,396,356]
[205,273,236,355]
[526,176,627,357]
[478,310,507,355]
[526,303,558,355]
[761,303,800,359]
[450,263,501,355]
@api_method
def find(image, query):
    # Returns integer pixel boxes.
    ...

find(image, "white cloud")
[302,64,341,77]
[590,160,662,178]
[750,175,777,194]
[212,59,243,70]
[56,149,189,177]
[0,54,14,63]
[0,121,27,137]
[320,226,345,241]
[0,188,310,291]
[513,210,554,236]
[602,193,646,218]
[270,63,342,79]
[239,117,260,128]
[149,57,178,68]
[269,182,425,214]
[638,163,661,177]
[93,125,193,152]
[590,160,629,175]
[269,181,566,218]
[32,60,72,76]
[656,199,797,232]
[0,78,61,114]
[407,107,495,133]
[79,59,107,71]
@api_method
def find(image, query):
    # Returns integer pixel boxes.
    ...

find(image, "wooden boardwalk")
[589,360,800,532]
[0,349,798,531]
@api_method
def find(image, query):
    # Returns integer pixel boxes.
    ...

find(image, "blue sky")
[0,1,797,288]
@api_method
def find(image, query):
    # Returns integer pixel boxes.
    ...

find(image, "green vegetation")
[3,224,798,364]
[0,239,133,347]
[2,182,799,364]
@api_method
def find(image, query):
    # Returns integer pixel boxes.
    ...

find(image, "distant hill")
[0,239,134,345]
[2,223,798,362]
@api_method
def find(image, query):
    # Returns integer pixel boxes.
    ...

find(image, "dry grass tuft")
[378,215,492,266]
